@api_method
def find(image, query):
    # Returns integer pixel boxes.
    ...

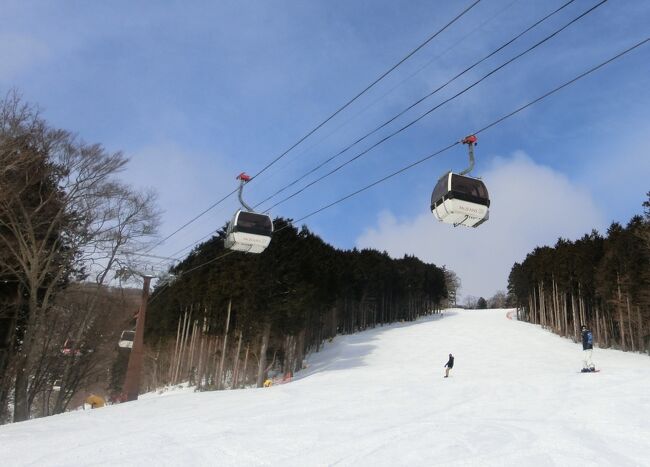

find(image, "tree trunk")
[172,309,188,384]
[204,336,215,387]
[538,282,545,328]
[13,352,30,422]
[616,272,625,350]
[0,308,17,423]
[577,283,583,327]
[195,333,205,389]
[241,343,250,388]
[196,316,208,389]
[625,295,634,351]
[562,293,569,337]
[551,277,557,333]
[14,296,40,422]
[187,320,198,384]
[571,291,578,341]
[211,336,220,386]
[595,305,601,347]
[216,299,231,390]
[637,306,643,354]
[232,330,243,390]
[600,315,609,347]
[295,329,305,374]
[256,322,271,388]
[169,315,183,382]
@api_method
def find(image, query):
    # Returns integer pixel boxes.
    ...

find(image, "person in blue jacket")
[444,353,454,378]
[581,325,595,372]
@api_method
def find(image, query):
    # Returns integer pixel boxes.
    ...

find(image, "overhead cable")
[293,36,647,224]
[253,0,577,209]
[257,0,521,190]
[261,0,608,212]
[143,0,482,253]
[168,36,648,278]
[247,0,483,183]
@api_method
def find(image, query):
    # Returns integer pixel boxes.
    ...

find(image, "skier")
[581,324,596,372]
[444,353,454,378]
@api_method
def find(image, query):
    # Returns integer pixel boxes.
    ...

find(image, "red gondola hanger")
[461,134,477,145]
[237,172,251,183]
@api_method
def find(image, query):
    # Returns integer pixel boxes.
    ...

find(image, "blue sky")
[2,0,648,298]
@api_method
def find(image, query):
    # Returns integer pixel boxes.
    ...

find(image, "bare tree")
[464,296,478,309]
[0,92,160,422]
[443,268,461,308]
[488,290,508,309]
[86,183,161,286]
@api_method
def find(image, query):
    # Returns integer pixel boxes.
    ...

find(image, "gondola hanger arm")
[236,172,254,211]
[459,134,477,176]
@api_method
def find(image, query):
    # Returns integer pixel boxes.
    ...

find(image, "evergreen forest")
[145,218,449,390]
[508,194,650,354]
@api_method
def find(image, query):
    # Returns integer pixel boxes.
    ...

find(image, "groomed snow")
[2,309,650,466]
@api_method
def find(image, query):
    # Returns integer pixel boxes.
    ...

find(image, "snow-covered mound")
[2,309,650,466]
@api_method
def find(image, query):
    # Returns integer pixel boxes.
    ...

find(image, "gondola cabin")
[224,210,273,254]
[118,330,136,349]
[431,172,490,228]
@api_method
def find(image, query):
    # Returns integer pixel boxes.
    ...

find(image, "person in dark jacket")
[581,325,595,371]
[444,353,454,378]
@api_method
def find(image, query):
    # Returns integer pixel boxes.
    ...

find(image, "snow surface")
[2,309,650,466]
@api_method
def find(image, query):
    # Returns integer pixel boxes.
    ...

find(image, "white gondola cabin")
[224,172,274,254]
[118,330,136,349]
[430,172,490,227]
[224,210,273,254]
[430,134,490,228]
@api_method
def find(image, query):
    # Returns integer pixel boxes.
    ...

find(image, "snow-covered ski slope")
[2,309,650,467]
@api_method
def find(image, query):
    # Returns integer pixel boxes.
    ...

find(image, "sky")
[1,0,648,298]
[3,309,650,465]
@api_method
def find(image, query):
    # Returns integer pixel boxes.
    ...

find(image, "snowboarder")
[581,325,596,372]
[444,353,454,378]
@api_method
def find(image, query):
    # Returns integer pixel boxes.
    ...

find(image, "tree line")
[145,219,450,391]
[508,195,650,353]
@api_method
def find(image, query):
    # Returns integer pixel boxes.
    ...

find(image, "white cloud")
[356,152,604,299]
